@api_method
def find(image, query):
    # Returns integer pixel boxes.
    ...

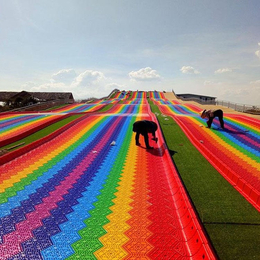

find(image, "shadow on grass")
[168,149,178,156]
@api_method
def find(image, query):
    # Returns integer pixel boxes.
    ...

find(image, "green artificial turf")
[99,104,114,112]
[205,224,260,260]
[44,104,69,111]
[150,101,260,260]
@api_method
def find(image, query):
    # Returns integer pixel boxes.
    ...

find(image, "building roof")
[176,93,216,99]
[0,91,74,101]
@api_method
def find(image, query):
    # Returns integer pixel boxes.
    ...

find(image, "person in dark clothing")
[133,120,158,149]
[200,109,225,129]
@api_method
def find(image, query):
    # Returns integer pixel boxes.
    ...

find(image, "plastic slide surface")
[0,92,216,259]
[0,113,70,147]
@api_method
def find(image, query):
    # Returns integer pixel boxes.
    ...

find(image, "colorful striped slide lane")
[97,98,151,116]
[156,100,260,210]
[95,90,127,102]
[131,91,146,100]
[98,99,118,105]
[112,91,128,100]
[112,91,124,99]
[123,98,146,105]
[152,99,171,105]
[89,98,118,105]
[149,91,165,100]
[105,104,141,115]
[0,100,216,259]
[0,113,67,146]
[0,95,146,148]
[121,95,148,106]
[53,103,106,113]
[171,100,181,105]
[155,102,198,115]
[46,103,81,113]
[0,115,42,139]
[226,114,260,132]
[0,113,36,125]
[0,115,124,259]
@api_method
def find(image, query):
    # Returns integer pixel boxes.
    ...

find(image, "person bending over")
[133,120,158,149]
[200,109,225,129]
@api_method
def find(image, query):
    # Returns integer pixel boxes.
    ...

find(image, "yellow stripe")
[188,117,260,172]
[0,114,21,123]
[94,135,137,259]
[94,115,145,259]
[0,116,103,193]
[226,116,260,133]
[0,115,59,138]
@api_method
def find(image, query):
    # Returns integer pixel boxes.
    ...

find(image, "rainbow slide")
[0,92,216,259]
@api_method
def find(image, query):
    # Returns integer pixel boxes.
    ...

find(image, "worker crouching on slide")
[200,109,225,129]
[133,120,158,149]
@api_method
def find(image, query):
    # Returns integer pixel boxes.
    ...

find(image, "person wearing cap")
[133,120,158,149]
[200,109,225,129]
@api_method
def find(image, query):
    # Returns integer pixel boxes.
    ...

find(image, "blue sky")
[1,0,260,105]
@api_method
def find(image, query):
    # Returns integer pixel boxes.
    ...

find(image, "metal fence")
[177,97,216,105]
[171,90,259,114]
[215,100,260,113]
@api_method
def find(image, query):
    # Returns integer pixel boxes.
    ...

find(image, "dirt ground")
[163,92,260,120]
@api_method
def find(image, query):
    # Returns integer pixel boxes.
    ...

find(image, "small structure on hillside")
[175,93,216,104]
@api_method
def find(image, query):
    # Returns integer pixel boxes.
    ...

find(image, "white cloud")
[255,50,260,58]
[128,67,161,81]
[73,70,106,88]
[52,69,77,84]
[21,81,38,90]
[258,42,260,46]
[30,82,67,92]
[204,80,222,86]
[214,83,260,106]
[214,68,232,74]
[25,69,117,100]
[250,80,260,85]
[180,66,200,74]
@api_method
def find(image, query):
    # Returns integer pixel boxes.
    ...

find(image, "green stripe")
[192,116,259,163]
[0,117,107,204]
[0,115,51,134]
[225,117,260,136]
[68,116,136,259]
